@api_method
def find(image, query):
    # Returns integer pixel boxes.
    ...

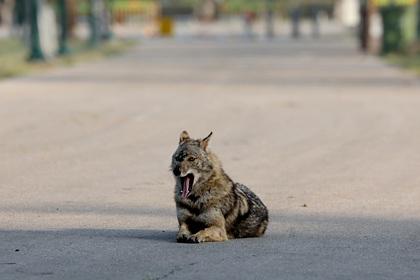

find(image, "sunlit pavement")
[1,26,420,279]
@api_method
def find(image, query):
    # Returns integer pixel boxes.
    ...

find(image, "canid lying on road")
[171,131,268,243]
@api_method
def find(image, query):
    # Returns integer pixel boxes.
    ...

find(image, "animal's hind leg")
[255,220,268,237]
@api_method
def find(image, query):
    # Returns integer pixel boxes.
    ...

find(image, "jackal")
[171,131,268,243]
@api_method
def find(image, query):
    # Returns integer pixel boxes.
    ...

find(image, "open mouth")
[180,173,194,199]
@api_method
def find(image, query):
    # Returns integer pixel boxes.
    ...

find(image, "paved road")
[1,35,420,280]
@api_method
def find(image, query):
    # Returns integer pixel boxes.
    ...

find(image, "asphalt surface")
[1,34,420,280]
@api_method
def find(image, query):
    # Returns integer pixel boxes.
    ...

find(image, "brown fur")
[171,131,269,243]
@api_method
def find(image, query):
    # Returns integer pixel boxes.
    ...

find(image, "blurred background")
[0,0,419,75]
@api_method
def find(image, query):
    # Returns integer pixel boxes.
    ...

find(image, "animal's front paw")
[189,227,228,243]
[187,236,202,243]
[177,234,202,243]
[188,233,206,243]
[176,232,191,243]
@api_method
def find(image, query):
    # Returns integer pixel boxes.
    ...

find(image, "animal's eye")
[188,157,196,162]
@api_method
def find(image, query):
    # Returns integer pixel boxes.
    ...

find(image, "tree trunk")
[27,0,44,61]
[58,0,70,55]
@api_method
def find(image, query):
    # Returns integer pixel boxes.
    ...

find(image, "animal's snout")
[173,165,181,176]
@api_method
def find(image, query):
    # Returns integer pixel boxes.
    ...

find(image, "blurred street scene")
[1,1,420,280]
[0,1,419,59]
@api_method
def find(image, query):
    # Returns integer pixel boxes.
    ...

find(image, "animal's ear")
[179,130,190,144]
[200,132,213,150]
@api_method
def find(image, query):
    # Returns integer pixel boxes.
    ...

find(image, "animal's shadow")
[66,228,179,243]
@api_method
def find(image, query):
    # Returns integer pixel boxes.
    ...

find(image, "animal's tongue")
[182,176,190,198]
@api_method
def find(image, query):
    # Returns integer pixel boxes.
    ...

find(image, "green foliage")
[387,53,420,75]
[380,5,419,54]
[221,0,334,14]
[78,0,157,14]
[0,37,135,79]
[380,6,405,54]
[400,5,418,47]
[0,38,27,78]
[223,0,265,13]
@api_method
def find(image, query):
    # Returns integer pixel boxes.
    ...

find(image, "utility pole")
[28,0,44,61]
[58,0,70,55]
[265,0,274,38]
